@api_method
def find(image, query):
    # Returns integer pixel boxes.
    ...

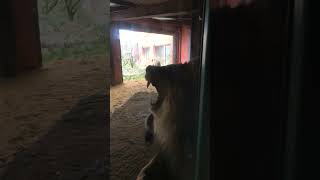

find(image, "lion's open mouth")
[145,65,167,109]
[147,80,164,108]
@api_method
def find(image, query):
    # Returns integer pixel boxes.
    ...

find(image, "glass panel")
[110,0,206,179]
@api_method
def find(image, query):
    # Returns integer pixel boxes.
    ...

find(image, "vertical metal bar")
[283,0,305,179]
[194,0,210,179]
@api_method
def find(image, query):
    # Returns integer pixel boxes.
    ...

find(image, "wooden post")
[110,24,123,85]
[1,0,42,77]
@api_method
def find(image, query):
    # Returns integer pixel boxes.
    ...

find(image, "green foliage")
[123,73,145,81]
[121,54,145,81]
[121,53,135,68]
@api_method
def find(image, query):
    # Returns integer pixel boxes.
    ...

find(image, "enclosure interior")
[109,0,204,179]
[1,1,108,179]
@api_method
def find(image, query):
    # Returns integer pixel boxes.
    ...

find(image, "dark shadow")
[1,92,109,180]
[110,91,158,180]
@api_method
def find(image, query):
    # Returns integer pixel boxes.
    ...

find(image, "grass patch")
[123,73,145,81]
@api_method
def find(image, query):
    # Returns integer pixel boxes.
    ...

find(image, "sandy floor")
[1,64,156,179]
[0,56,109,169]
[2,93,109,180]
[110,80,155,114]
[110,80,159,180]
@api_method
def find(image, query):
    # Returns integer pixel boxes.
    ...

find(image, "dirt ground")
[110,80,159,180]
[0,56,109,178]
[110,80,155,114]
[0,60,156,179]
[1,93,108,180]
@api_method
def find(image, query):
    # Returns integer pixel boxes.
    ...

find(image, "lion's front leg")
[144,114,155,144]
[136,153,171,180]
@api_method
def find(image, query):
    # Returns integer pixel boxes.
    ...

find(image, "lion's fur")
[138,60,199,180]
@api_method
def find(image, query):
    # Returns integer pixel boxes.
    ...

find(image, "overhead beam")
[110,0,136,7]
[111,0,195,21]
[110,6,130,12]
[112,20,179,35]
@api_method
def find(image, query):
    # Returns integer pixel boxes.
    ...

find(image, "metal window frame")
[194,0,210,179]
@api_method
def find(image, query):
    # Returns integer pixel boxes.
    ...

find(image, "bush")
[121,54,145,81]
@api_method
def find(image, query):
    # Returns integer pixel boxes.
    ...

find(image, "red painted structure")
[110,24,123,85]
[180,25,191,64]
[1,0,42,77]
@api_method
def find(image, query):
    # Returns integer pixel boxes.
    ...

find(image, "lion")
[138,60,200,180]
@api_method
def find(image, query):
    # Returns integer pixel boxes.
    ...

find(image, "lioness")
[138,60,200,180]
